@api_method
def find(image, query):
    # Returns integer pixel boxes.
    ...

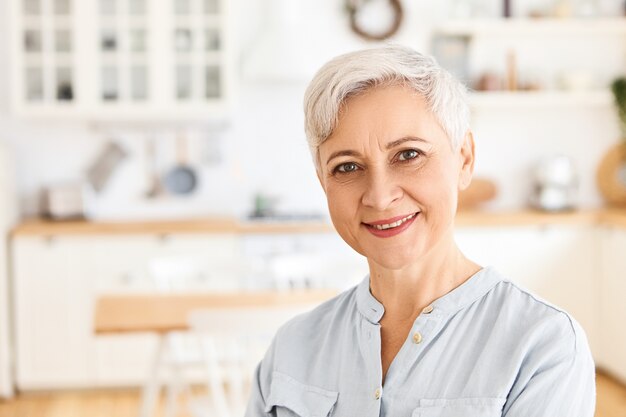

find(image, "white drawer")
[92,234,241,292]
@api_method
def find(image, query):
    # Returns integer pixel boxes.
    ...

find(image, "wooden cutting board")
[458,178,498,210]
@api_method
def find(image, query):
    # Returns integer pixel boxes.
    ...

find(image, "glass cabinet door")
[172,0,223,102]
[98,0,149,103]
[22,0,75,103]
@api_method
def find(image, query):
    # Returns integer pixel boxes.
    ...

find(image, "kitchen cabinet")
[240,233,366,291]
[13,236,97,388]
[10,219,623,389]
[0,143,17,399]
[598,226,626,381]
[12,233,241,389]
[12,229,363,389]
[92,234,241,386]
[9,0,234,121]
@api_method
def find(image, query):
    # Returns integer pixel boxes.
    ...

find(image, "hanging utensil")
[163,133,198,195]
[145,137,162,198]
[86,141,128,193]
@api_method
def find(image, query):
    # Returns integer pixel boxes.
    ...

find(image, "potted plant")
[597,77,626,206]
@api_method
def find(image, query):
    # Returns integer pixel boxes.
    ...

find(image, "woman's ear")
[458,130,475,191]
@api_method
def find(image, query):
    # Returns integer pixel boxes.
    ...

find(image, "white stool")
[143,304,315,417]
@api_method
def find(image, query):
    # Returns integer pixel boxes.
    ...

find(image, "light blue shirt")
[245,266,596,416]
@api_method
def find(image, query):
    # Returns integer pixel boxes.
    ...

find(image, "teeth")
[372,213,417,230]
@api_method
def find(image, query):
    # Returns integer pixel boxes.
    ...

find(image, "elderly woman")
[245,45,595,417]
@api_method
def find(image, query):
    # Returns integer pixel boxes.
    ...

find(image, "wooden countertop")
[11,216,335,236]
[11,208,626,236]
[94,290,337,334]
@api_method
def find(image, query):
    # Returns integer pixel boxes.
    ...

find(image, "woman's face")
[317,84,474,270]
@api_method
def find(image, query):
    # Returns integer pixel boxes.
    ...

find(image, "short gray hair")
[303,44,470,166]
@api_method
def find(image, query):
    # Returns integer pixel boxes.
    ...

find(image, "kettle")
[529,155,579,211]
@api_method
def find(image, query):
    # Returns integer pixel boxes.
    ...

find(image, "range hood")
[241,0,359,82]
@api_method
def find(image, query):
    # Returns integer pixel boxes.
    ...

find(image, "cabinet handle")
[120,273,133,285]
[539,225,552,235]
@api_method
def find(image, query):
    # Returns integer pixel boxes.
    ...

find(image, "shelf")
[468,90,612,107]
[435,18,626,36]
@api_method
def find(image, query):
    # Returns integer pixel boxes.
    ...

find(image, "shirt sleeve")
[244,333,279,417]
[502,315,596,417]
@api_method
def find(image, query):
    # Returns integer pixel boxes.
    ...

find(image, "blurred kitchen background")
[2,0,626,416]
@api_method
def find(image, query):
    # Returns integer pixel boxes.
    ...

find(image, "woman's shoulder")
[277,284,360,339]
[478,269,596,416]
[482,267,588,353]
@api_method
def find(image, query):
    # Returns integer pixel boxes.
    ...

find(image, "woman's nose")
[361,170,403,211]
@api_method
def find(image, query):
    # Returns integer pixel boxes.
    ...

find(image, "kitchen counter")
[10,208,626,236]
[11,216,334,236]
[11,207,626,389]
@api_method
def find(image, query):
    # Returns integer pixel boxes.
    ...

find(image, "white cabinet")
[13,236,97,388]
[12,230,364,389]
[90,234,241,293]
[240,233,367,291]
[12,232,241,389]
[455,225,601,358]
[9,0,234,121]
[11,223,622,389]
[598,226,626,381]
[91,234,246,386]
[0,142,17,399]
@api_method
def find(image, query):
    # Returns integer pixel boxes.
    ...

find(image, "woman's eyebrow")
[326,150,361,165]
[385,136,428,149]
[325,137,428,165]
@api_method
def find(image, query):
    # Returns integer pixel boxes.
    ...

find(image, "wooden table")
[93,290,337,417]
[94,290,337,334]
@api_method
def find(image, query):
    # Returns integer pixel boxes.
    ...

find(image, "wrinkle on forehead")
[330,83,455,152]
[320,84,450,171]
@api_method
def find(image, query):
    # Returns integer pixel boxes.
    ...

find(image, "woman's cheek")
[328,188,353,219]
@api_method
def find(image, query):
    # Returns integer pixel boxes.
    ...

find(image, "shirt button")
[374,387,382,400]
[412,332,423,344]
[422,305,434,314]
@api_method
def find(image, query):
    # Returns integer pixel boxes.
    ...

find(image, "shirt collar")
[356,274,385,323]
[356,266,502,323]
[431,266,502,315]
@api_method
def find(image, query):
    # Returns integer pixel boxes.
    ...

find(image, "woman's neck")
[368,236,481,321]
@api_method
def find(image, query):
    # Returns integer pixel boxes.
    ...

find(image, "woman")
[245,45,595,416]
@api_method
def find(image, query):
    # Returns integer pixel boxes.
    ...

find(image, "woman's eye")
[398,149,420,161]
[336,162,359,173]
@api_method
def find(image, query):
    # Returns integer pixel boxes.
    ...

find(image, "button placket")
[359,318,383,407]
[411,306,434,345]
[411,310,442,347]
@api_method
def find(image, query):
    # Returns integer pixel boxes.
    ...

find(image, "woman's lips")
[362,212,419,238]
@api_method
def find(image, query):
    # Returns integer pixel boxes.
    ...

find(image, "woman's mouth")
[362,212,419,238]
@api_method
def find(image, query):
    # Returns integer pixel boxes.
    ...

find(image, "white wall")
[0,0,623,220]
